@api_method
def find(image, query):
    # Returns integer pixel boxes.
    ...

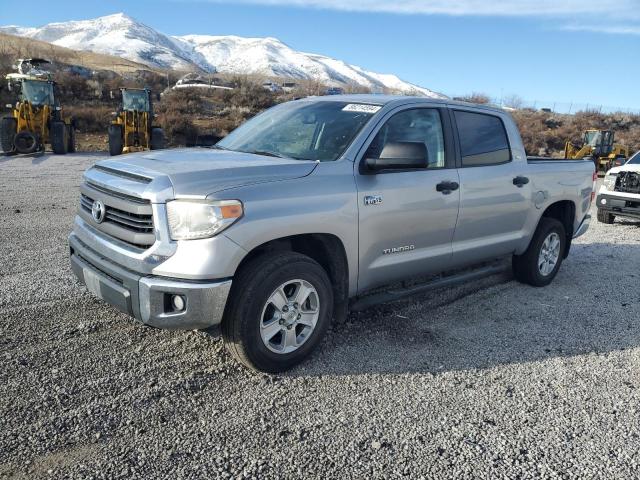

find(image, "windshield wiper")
[210,144,230,150]
[248,150,289,159]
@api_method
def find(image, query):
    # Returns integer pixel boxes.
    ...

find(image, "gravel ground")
[1,153,640,479]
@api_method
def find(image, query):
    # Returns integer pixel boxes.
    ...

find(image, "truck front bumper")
[596,193,640,220]
[69,234,231,330]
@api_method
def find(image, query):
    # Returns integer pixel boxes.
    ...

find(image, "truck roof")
[299,94,507,114]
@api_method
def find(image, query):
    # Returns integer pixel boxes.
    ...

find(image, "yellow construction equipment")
[564,129,628,174]
[108,87,164,156]
[1,59,75,155]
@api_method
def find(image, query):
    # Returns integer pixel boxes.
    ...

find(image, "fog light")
[601,198,607,205]
[171,294,185,312]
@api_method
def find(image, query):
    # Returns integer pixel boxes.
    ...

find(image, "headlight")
[603,173,617,191]
[166,200,243,240]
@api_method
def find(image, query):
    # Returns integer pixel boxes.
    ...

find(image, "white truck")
[597,151,640,223]
[69,95,596,372]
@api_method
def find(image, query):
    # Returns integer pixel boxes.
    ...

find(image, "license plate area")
[71,253,133,315]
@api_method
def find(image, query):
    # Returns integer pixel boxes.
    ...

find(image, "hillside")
[0,32,154,74]
[0,13,443,96]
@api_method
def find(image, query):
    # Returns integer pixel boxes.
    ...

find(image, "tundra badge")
[383,245,415,255]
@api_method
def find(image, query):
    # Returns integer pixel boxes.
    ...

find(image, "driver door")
[355,107,460,292]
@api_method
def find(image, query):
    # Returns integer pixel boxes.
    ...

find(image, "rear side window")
[454,111,511,166]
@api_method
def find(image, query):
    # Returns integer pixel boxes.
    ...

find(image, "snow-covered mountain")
[0,13,443,97]
[0,14,203,71]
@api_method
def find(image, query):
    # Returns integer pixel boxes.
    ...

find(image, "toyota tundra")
[69,95,596,372]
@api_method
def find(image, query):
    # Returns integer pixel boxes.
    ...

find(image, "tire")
[108,124,123,156]
[1,117,16,153]
[14,130,39,154]
[597,209,615,224]
[222,252,333,373]
[150,127,164,150]
[512,217,566,287]
[67,124,76,153]
[50,121,68,155]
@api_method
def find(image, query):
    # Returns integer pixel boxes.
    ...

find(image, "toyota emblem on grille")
[91,199,106,224]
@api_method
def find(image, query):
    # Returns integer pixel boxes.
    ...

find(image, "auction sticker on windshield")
[342,104,382,113]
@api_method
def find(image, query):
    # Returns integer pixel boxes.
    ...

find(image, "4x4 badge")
[364,195,382,206]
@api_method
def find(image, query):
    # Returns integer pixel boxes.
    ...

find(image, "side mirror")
[365,142,428,172]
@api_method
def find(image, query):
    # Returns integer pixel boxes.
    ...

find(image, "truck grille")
[78,182,156,249]
[615,172,640,194]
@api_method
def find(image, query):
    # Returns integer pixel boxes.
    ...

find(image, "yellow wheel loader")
[564,129,628,174]
[108,88,164,156]
[1,59,75,155]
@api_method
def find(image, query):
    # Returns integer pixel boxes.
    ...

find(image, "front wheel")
[67,124,76,153]
[108,124,123,156]
[597,209,615,224]
[1,117,17,153]
[150,127,164,150]
[222,252,333,372]
[50,121,68,154]
[513,217,566,287]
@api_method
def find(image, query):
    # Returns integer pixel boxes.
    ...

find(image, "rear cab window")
[454,110,511,167]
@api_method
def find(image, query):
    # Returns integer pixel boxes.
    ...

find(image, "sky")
[1,0,639,111]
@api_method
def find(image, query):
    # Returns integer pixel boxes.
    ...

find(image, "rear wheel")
[222,252,333,372]
[50,121,68,154]
[108,124,123,156]
[1,117,16,153]
[513,217,566,287]
[597,209,615,224]
[150,127,164,150]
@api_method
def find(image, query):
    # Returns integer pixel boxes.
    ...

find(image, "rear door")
[355,106,460,292]
[449,108,532,267]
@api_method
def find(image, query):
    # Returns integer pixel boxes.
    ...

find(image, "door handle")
[436,181,459,194]
[513,176,529,187]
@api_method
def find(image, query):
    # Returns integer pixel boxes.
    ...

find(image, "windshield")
[21,80,54,106]
[584,131,601,147]
[628,151,640,164]
[216,101,380,161]
[122,90,150,112]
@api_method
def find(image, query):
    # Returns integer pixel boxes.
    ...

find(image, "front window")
[21,81,54,106]
[122,90,150,112]
[584,131,602,147]
[365,108,446,169]
[216,101,380,161]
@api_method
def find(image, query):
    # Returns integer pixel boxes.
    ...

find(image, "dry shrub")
[511,108,640,156]
[65,104,113,133]
[159,113,199,147]
[455,92,491,104]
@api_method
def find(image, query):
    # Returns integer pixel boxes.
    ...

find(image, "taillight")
[590,171,597,204]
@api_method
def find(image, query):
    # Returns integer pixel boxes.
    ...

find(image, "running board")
[350,263,508,312]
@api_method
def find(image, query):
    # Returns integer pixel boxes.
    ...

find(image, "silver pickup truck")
[69,95,596,372]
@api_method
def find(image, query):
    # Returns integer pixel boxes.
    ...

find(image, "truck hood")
[608,163,640,175]
[92,148,318,198]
